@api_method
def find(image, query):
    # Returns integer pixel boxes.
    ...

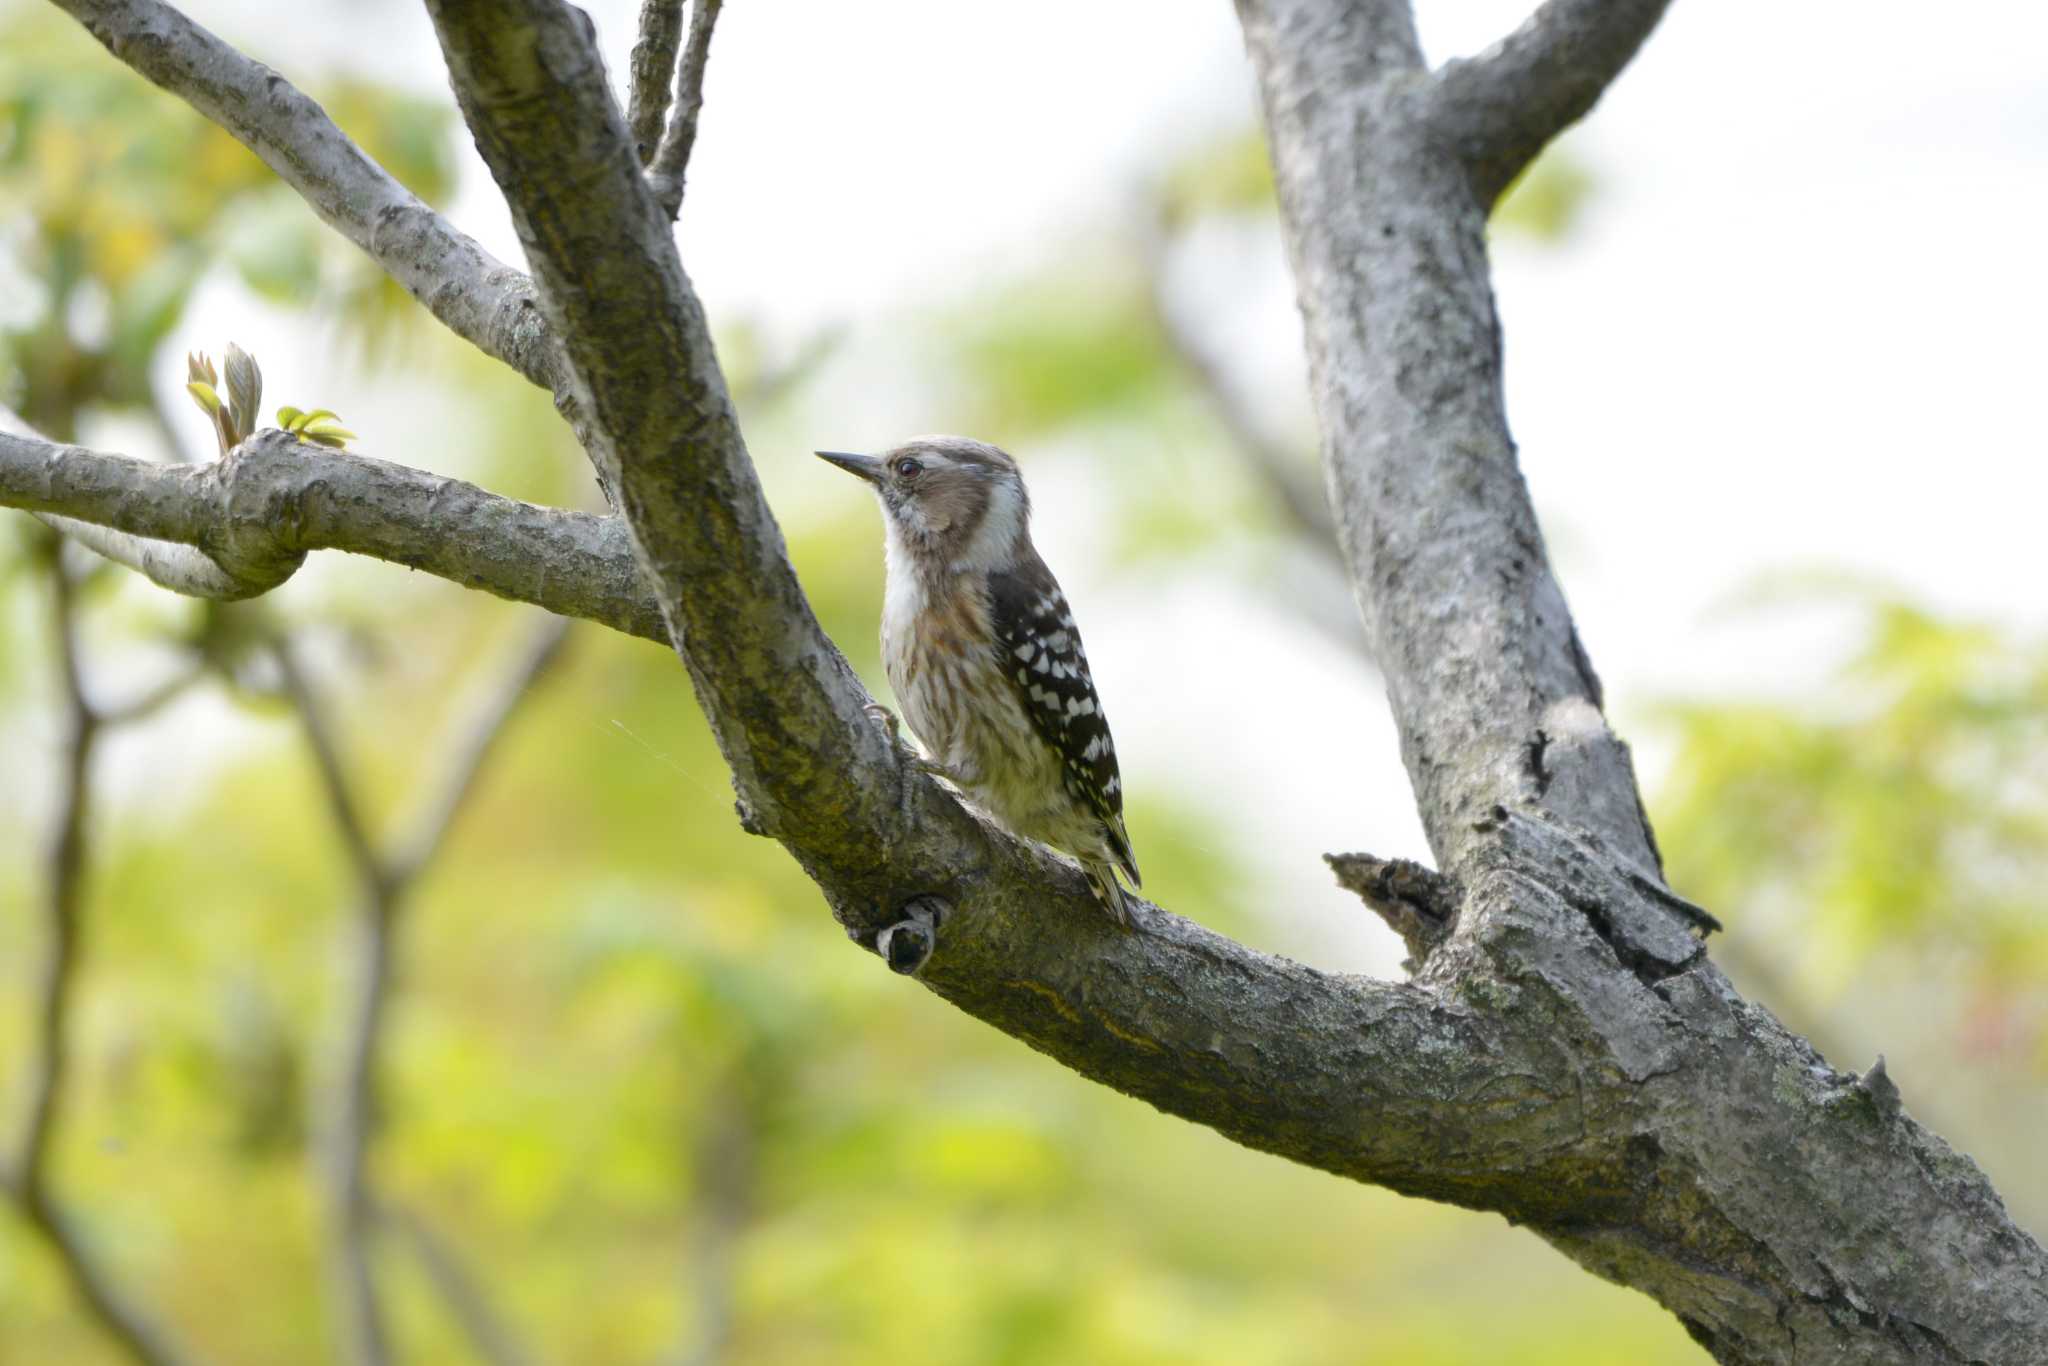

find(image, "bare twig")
[375,1198,537,1366]
[728,326,845,415]
[1137,216,1336,553]
[1133,215,1370,658]
[276,642,386,891]
[97,667,206,726]
[647,0,723,219]
[0,424,666,641]
[1130,219,1335,548]
[277,620,569,1366]
[5,536,197,1366]
[275,640,394,1366]
[672,1095,753,1366]
[627,0,687,163]
[388,615,573,884]
[1428,0,1674,205]
[49,0,565,394]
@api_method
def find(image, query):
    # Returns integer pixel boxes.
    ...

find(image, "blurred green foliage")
[939,125,1598,580]
[1654,593,2048,1063]
[0,9,454,438]
[1150,125,1597,242]
[20,10,2030,1366]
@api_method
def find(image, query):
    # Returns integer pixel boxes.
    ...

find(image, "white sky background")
[60,1,2048,974]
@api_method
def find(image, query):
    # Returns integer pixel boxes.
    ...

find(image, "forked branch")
[278,618,568,1365]
[1427,0,1675,205]
[627,0,687,163]
[4,539,199,1366]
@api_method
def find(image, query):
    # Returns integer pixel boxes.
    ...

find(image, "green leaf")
[186,378,221,414]
[299,421,355,447]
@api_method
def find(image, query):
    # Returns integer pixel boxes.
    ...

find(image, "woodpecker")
[817,436,1141,927]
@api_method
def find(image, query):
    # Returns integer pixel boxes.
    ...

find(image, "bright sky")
[102,2,2048,972]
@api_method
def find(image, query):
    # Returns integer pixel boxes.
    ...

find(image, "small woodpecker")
[818,436,1141,927]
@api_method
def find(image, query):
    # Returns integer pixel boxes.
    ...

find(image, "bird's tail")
[1082,860,1135,930]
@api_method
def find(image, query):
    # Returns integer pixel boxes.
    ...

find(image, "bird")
[817,436,1141,927]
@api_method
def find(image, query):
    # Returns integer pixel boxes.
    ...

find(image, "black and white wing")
[986,556,1140,886]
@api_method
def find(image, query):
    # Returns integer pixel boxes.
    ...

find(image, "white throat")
[879,501,926,643]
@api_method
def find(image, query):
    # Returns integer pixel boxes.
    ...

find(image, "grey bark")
[1239,0,2047,1361]
[646,0,722,219]
[626,0,687,164]
[1429,0,1676,206]
[0,425,667,642]
[52,0,565,395]
[23,2,2048,1363]
[0,407,248,597]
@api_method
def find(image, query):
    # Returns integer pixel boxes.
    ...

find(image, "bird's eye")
[896,458,924,479]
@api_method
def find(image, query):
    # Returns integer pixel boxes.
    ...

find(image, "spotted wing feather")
[987,558,1139,887]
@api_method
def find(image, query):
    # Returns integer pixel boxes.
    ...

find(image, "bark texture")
[16,1,2048,1362]
[0,426,665,640]
[1239,1,2047,1360]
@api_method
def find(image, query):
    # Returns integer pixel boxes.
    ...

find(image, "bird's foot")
[863,700,903,745]
[876,894,950,975]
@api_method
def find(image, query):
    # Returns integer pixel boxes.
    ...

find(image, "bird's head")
[816,435,1030,572]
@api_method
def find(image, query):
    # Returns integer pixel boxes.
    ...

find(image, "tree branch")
[274,642,395,1366]
[626,0,687,164]
[278,619,568,1366]
[47,0,565,394]
[673,1093,751,1366]
[0,407,252,598]
[423,0,899,852]
[375,1198,536,1366]
[5,540,198,1366]
[413,0,1627,1215]
[1239,0,2047,1359]
[388,616,573,885]
[0,426,667,641]
[646,0,722,219]
[1137,216,1337,554]
[1427,0,1674,206]
[1239,0,1660,881]
[1132,210,1379,660]
[33,512,253,598]
[27,3,2047,1359]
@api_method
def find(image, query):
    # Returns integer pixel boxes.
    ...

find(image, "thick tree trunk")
[1239,1,2048,1361]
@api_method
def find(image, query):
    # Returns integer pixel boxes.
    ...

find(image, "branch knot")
[1326,852,1457,968]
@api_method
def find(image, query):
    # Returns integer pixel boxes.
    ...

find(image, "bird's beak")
[815,449,886,484]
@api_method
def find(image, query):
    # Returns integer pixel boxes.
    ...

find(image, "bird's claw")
[876,894,950,975]
[864,700,902,744]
